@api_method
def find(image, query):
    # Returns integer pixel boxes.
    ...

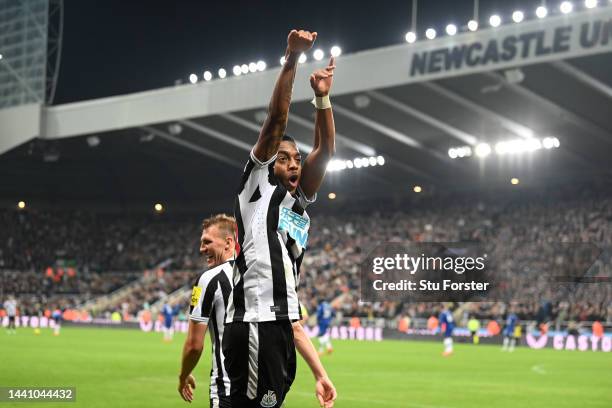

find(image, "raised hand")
[287,29,317,53]
[310,56,335,97]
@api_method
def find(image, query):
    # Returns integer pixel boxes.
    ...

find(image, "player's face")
[274,141,302,194]
[199,225,229,268]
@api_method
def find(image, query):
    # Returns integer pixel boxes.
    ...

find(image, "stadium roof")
[2,7,612,209]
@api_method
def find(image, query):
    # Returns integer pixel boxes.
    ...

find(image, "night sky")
[55,0,542,104]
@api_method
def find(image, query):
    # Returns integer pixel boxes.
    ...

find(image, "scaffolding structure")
[0,0,62,109]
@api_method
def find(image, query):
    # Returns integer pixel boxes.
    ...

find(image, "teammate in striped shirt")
[178,214,236,407]
[3,296,17,334]
[223,29,337,407]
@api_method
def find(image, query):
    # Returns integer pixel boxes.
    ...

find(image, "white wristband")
[311,95,331,110]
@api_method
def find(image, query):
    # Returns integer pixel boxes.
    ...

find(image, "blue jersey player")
[52,307,62,336]
[502,310,519,352]
[316,300,335,355]
[315,290,348,356]
[439,305,455,356]
[162,302,179,343]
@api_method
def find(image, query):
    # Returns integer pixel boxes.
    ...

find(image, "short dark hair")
[282,134,296,144]
[280,134,300,154]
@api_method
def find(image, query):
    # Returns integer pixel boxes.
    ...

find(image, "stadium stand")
[2,184,610,326]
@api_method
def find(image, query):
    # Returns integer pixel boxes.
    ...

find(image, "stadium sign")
[304,325,383,342]
[135,317,385,341]
[139,318,189,333]
[526,332,611,352]
[1,316,60,329]
[408,9,612,81]
[38,8,612,145]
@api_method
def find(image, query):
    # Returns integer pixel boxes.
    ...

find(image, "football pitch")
[1,327,611,408]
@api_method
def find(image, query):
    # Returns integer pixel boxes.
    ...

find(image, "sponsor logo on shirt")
[278,207,309,248]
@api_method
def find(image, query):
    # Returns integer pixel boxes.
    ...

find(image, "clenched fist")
[288,29,317,53]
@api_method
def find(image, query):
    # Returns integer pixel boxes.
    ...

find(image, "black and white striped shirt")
[189,260,233,399]
[4,299,17,316]
[226,150,316,323]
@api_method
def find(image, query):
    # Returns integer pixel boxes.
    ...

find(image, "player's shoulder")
[197,260,234,285]
[250,148,277,168]
[210,259,235,275]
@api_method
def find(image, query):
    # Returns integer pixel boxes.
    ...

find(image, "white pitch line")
[531,364,547,375]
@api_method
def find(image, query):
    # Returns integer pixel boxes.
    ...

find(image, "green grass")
[1,327,611,407]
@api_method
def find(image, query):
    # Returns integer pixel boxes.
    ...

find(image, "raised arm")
[300,57,336,198]
[253,29,317,162]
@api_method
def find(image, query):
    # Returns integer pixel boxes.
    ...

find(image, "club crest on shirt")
[190,286,202,306]
[278,207,309,248]
[260,390,277,407]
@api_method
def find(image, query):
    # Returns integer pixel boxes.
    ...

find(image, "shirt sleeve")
[250,148,277,168]
[297,185,317,209]
[188,274,218,324]
[238,149,277,198]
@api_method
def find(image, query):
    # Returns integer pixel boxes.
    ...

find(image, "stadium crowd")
[0,210,201,272]
[301,190,612,325]
[1,186,611,325]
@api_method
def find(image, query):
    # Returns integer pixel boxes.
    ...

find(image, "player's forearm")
[179,341,203,380]
[307,54,335,161]
[255,49,299,160]
[299,108,335,197]
[292,322,328,380]
[314,107,335,157]
[268,49,299,122]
